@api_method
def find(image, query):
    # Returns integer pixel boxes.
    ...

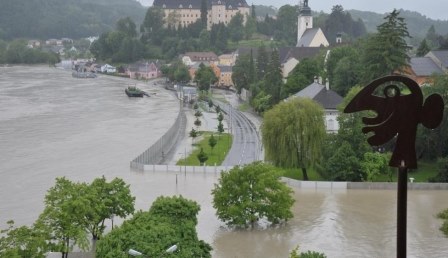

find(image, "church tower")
[297,0,313,45]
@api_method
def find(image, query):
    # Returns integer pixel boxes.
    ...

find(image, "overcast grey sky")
[138,0,447,21]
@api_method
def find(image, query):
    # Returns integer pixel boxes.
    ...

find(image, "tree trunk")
[301,167,309,181]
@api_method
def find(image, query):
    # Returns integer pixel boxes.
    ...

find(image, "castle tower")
[297,0,313,45]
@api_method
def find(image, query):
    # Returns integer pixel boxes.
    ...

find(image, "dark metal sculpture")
[344,75,444,168]
[344,75,444,258]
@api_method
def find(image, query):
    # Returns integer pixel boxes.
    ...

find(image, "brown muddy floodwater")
[1,66,448,258]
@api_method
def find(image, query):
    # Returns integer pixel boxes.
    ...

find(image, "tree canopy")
[96,196,212,258]
[212,162,294,227]
[261,98,326,180]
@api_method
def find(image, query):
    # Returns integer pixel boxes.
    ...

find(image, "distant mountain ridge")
[349,9,448,40]
[0,0,147,40]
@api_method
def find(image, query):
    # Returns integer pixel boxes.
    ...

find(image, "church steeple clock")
[297,0,313,45]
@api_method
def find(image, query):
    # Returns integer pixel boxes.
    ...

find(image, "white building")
[296,0,329,47]
[288,79,343,133]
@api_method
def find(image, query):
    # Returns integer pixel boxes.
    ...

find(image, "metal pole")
[397,163,408,258]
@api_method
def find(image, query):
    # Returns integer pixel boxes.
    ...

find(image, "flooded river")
[1,66,448,257]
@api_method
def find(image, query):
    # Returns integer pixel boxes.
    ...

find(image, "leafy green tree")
[325,141,363,181]
[361,9,411,82]
[326,45,360,89]
[96,196,212,258]
[332,54,362,96]
[208,99,214,110]
[232,54,252,94]
[217,112,224,122]
[429,157,448,183]
[189,128,198,144]
[37,178,91,258]
[197,148,209,165]
[194,118,202,128]
[208,134,217,153]
[200,0,208,29]
[85,176,135,241]
[195,63,217,91]
[194,110,203,118]
[265,49,283,104]
[212,162,294,227]
[245,15,257,40]
[256,45,269,80]
[425,25,439,48]
[210,23,228,53]
[274,5,298,45]
[199,29,211,49]
[0,221,49,258]
[164,61,191,83]
[228,13,245,43]
[116,17,137,38]
[215,105,221,113]
[360,152,390,182]
[416,39,431,57]
[262,98,326,180]
[416,75,448,160]
[217,121,225,136]
[140,7,165,44]
[282,58,320,98]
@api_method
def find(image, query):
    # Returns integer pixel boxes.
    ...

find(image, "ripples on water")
[1,66,448,257]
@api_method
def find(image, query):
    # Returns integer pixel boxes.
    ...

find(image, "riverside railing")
[130,104,186,170]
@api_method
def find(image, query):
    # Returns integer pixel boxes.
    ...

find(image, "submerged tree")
[212,162,294,227]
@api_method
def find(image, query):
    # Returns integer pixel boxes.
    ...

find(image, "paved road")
[215,100,262,166]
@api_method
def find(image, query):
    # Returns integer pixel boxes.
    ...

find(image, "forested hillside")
[0,0,146,39]
[349,9,448,43]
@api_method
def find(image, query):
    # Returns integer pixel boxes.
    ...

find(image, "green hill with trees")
[0,0,146,40]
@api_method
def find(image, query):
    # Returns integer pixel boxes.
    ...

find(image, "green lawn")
[176,132,232,166]
[374,161,438,182]
[282,167,323,181]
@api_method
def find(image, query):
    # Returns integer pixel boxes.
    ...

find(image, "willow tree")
[261,98,326,180]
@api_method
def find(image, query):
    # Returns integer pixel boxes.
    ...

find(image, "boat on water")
[125,86,145,97]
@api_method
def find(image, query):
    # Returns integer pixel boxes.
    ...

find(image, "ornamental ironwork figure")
[344,75,444,168]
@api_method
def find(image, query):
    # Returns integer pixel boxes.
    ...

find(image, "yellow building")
[153,0,250,30]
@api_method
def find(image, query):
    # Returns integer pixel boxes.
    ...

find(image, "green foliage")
[416,39,431,57]
[0,0,146,39]
[162,61,191,83]
[208,134,217,153]
[429,158,448,183]
[323,5,367,44]
[265,49,283,105]
[86,176,135,240]
[96,196,212,258]
[274,5,298,45]
[290,245,327,258]
[326,45,362,96]
[1,40,60,65]
[232,54,252,93]
[282,58,320,98]
[140,6,165,44]
[217,112,224,122]
[189,128,198,144]
[217,121,225,135]
[177,133,232,166]
[416,75,448,161]
[361,9,411,82]
[0,221,49,258]
[212,162,294,227]
[228,13,245,43]
[325,141,363,181]
[360,152,391,182]
[197,147,209,165]
[215,105,221,113]
[262,98,326,180]
[194,110,203,117]
[437,208,448,237]
[116,17,137,38]
[37,178,91,256]
[194,118,202,128]
[195,63,218,91]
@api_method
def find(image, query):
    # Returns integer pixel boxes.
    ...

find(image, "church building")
[296,0,329,47]
[153,0,250,30]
